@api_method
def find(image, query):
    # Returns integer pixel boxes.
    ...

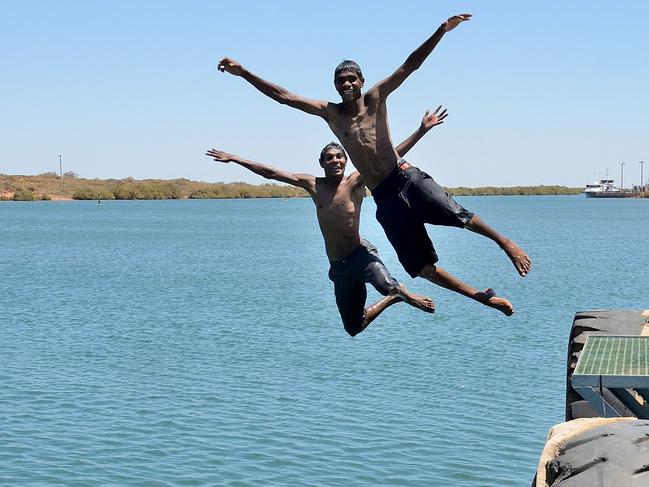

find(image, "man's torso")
[325,94,400,190]
[313,174,364,261]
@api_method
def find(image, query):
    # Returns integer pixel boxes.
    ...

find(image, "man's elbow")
[278,97,301,110]
[254,168,273,180]
[403,61,422,74]
[274,90,293,106]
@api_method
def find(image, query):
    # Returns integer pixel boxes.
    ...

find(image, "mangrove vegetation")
[1,172,592,202]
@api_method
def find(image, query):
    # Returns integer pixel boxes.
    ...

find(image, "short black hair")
[334,60,364,82]
[319,142,347,163]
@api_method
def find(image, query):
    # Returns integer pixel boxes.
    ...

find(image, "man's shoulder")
[327,101,345,114]
[364,85,381,100]
[313,176,331,192]
[346,171,363,183]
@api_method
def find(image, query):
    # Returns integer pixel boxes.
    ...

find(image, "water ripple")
[2,197,647,485]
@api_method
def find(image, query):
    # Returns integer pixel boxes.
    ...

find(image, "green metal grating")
[574,336,649,376]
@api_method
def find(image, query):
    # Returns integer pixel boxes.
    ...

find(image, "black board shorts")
[372,162,474,278]
[328,240,399,336]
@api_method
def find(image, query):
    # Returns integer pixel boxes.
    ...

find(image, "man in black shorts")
[206,109,446,336]
[372,159,474,278]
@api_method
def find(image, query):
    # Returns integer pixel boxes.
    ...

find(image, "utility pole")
[619,162,625,192]
[58,154,63,190]
[640,160,646,193]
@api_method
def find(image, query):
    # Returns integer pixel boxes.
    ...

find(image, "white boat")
[584,178,635,198]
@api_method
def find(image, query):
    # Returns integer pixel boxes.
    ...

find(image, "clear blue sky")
[2,1,648,187]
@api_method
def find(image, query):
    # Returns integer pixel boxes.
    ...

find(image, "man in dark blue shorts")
[207,109,445,335]
[328,239,404,336]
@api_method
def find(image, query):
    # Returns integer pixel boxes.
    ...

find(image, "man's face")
[334,70,363,102]
[320,148,347,177]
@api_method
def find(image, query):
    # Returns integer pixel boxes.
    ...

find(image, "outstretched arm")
[395,106,448,157]
[217,57,329,118]
[206,148,316,196]
[372,14,471,100]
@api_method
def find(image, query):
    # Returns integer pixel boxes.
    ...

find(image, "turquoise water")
[2,196,647,486]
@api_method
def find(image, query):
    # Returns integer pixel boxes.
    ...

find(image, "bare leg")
[465,214,531,277]
[362,293,403,330]
[418,263,514,316]
[362,285,435,330]
[395,284,435,314]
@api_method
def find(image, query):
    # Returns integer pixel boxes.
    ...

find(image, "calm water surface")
[1,196,647,486]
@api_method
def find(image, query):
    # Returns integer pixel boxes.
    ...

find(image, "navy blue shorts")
[328,240,399,336]
[372,163,474,278]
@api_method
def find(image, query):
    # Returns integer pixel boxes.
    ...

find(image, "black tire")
[565,310,648,421]
[544,420,649,486]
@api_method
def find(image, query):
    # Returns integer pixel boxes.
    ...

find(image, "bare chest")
[331,111,377,147]
[315,184,360,217]
[317,193,354,214]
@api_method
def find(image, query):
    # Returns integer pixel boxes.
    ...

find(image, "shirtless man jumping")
[207,110,448,336]
[217,13,531,316]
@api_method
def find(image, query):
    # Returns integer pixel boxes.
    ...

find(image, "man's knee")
[463,213,477,229]
[344,322,363,337]
[376,278,399,297]
[367,262,399,296]
[342,313,365,337]
[418,263,438,279]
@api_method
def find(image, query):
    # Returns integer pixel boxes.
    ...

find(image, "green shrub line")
[447,185,582,196]
[12,189,37,201]
[1,173,619,200]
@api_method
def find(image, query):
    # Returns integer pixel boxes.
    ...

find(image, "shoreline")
[1,174,586,201]
[0,194,618,203]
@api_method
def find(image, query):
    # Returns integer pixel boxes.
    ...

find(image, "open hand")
[421,106,448,130]
[206,148,236,163]
[217,57,244,76]
[443,13,471,32]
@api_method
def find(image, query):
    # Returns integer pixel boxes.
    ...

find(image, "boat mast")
[619,162,625,192]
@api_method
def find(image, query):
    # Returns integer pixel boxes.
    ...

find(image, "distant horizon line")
[0,172,585,189]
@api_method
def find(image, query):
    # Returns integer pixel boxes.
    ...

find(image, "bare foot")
[476,288,514,316]
[397,285,435,313]
[501,239,531,277]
